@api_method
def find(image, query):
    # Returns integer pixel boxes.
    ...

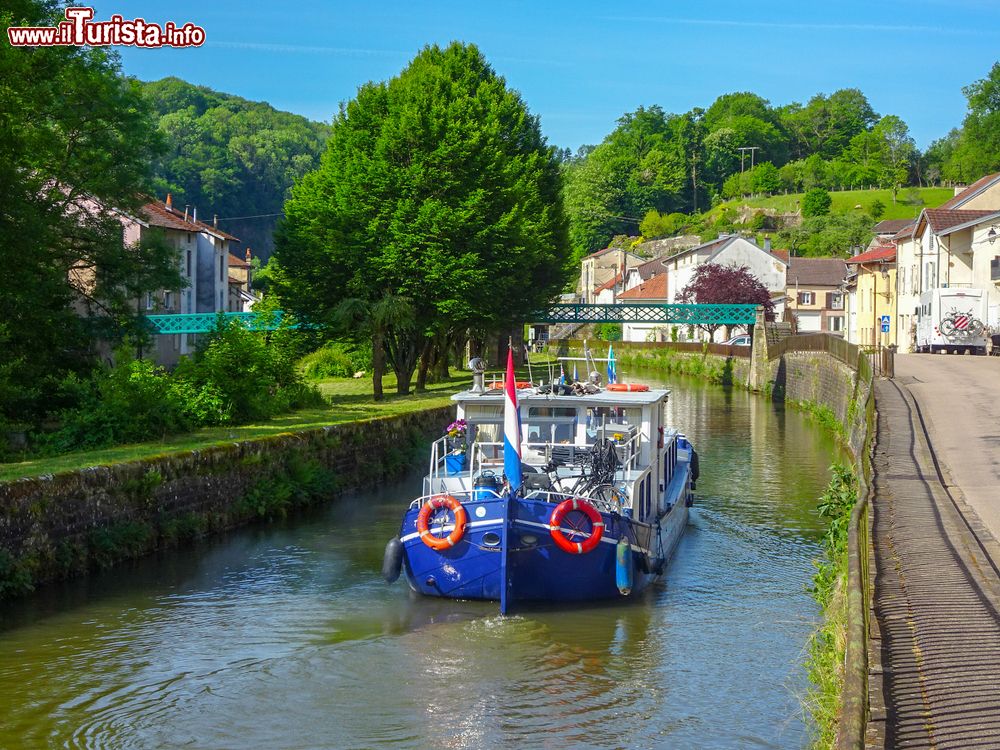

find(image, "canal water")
[0,373,842,749]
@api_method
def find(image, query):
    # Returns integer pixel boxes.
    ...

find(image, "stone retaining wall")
[0,406,452,599]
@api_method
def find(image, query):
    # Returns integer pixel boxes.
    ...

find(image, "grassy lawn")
[0,371,475,483]
[716,186,954,221]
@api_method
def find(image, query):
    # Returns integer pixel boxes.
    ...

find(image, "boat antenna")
[521,336,534,385]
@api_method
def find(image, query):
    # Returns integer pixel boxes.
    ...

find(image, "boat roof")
[452,387,670,407]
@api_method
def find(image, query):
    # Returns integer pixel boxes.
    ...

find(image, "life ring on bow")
[606,383,649,392]
[417,495,468,550]
[489,381,532,390]
[549,498,604,554]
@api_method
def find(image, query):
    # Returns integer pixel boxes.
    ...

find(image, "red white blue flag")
[503,346,522,493]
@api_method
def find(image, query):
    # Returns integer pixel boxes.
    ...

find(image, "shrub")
[802,188,832,217]
[45,360,195,450]
[299,342,373,379]
[594,323,622,342]
[176,321,323,423]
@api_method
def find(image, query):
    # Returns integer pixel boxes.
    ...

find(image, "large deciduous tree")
[0,0,180,428]
[274,42,570,398]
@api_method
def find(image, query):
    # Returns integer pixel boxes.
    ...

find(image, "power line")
[216,212,285,221]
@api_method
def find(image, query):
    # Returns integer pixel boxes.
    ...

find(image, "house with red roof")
[845,244,897,347]
[618,273,669,342]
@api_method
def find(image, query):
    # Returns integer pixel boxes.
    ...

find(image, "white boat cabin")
[424,388,688,523]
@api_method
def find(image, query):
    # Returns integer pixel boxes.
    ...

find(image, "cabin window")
[525,406,577,444]
[464,406,503,446]
[585,407,641,444]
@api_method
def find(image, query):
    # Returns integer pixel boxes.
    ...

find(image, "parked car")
[722,335,752,347]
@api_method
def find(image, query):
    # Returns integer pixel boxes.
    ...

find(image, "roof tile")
[618,273,667,300]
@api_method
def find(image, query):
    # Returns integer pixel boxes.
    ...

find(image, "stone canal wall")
[0,406,452,599]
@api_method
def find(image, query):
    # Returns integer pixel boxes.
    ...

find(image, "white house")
[656,235,788,341]
[891,173,1000,350]
[618,273,669,342]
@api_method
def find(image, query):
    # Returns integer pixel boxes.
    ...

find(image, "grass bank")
[0,372,469,482]
[717,186,953,221]
[552,343,745,386]
[806,464,859,749]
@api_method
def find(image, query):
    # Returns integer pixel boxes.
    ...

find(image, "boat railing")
[407,488,623,515]
[467,438,642,479]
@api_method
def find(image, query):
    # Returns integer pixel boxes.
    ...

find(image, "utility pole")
[738,146,760,172]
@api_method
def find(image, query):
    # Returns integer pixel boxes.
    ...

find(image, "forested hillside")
[141,78,330,259]
[563,62,1000,260]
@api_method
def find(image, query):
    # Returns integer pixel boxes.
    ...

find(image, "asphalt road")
[894,352,1000,543]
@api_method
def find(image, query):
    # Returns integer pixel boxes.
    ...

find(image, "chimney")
[213,213,218,228]
[165,193,172,210]
[192,206,198,223]
[183,205,189,222]
[764,235,772,252]
[245,247,252,263]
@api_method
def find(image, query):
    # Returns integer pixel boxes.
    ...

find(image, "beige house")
[785,257,848,335]
[579,247,642,303]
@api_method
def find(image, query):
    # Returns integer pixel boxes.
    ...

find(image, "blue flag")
[607,344,617,384]
[573,362,579,382]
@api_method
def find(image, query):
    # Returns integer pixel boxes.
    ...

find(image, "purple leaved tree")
[678,263,775,340]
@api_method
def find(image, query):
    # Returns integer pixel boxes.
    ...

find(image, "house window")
[219,255,224,282]
[830,293,844,310]
[798,291,814,305]
[164,291,172,309]
[219,290,224,310]
[829,316,844,332]
[145,292,154,310]
[187,233,193,244]
[186,250,192,276]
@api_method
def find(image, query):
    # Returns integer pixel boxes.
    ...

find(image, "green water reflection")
[0,371,843,749]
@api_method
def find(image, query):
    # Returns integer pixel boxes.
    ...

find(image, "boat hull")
[399,465,691,612]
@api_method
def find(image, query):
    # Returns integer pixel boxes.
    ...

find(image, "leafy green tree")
[751,162,782,195]
[869,199,886,221]
[778,214,872,257]
[275,43,570,398]
[780,89,878,159]
[564,105,688,257]
[802,188,832,217]
[950,63,1000,180]
[0,0,181,428]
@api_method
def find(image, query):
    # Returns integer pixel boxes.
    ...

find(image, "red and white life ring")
[549,498,604,554]
[417,495,467,550]
[606,383,649,392]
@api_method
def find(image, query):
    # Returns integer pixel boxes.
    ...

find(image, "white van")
[915,287,989,355]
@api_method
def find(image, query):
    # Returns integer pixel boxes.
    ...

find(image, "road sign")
[880,315,890,333]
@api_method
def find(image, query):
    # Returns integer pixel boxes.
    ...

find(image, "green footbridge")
[140,304,760,335]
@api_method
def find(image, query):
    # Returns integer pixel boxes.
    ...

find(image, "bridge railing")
[536,303,759,325]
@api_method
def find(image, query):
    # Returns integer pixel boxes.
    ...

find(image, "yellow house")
[846,244,896,347]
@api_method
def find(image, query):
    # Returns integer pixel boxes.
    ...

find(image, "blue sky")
[92,0,1000,150]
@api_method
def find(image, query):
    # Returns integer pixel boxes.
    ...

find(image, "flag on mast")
[503,346,523,494]
[573,362,579,382]
[607,343,617,384]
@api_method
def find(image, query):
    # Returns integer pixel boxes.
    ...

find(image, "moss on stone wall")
[0,406,452,600]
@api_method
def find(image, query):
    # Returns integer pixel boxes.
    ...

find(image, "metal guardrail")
[768,333,895,379]
[551,339,752,358]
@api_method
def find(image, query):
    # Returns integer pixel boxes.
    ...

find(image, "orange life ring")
[489,381,532,390]
[606,383,649,392]
[417,495,468,550]
[549,498,604,554]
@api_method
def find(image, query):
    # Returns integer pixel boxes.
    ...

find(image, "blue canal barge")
[383,371,696,614]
